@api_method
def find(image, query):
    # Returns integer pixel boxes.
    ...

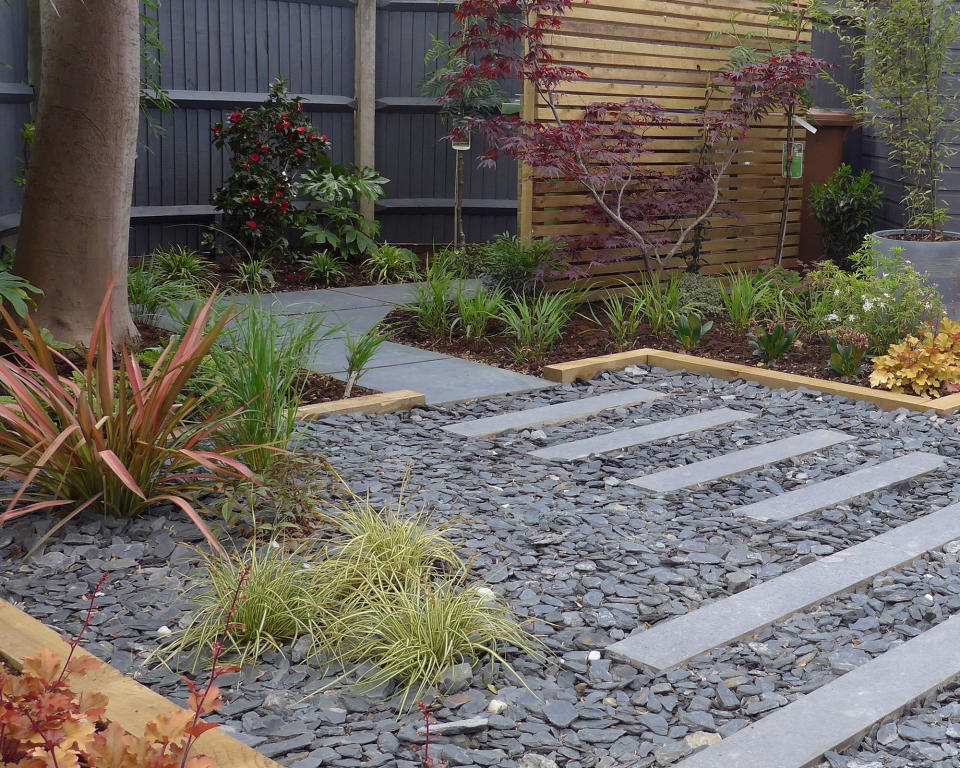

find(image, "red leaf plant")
[0,288,256,556]
[0,570,249,768]
[441,0,824,281]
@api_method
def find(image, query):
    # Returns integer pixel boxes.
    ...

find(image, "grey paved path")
[607,502,960,672]
[162,283,550,406]
[671,612,960,768]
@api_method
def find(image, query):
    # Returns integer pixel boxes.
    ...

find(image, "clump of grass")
[499,290,579,363]
[343,327,388,397]
[453,283,504,341]
[156,542,337,669]
[150,245,215,288]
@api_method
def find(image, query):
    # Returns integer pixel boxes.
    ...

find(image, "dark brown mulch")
[384,306,873,388]
[296,372,375,405]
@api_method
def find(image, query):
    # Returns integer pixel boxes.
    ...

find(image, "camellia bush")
[210,77,331,260]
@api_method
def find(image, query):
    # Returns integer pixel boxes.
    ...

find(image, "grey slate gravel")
[4,366,960,768]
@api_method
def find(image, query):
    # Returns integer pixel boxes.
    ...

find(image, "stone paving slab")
[606,502,960,673]
[302,338,447,375]
[329,356,553,405]
[229,289,388,312]
[736,452,946,521]
[627,429,853,492]
[669,611,960,768]
[528,408,755,462]
[442,387,666,438]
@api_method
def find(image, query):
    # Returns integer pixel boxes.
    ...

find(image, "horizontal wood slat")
[521,0,811,288]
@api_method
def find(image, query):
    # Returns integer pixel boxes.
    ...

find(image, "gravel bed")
[3,366,960,768]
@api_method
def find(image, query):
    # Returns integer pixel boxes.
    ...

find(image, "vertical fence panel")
[0,1,30,240]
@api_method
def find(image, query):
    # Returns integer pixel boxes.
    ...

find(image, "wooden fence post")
[354,0,377,221]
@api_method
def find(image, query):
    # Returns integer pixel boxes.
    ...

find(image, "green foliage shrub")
[808,164,883,268]
[477,234,565,294]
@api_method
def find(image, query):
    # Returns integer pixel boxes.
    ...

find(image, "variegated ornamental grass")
[0,291,256,555]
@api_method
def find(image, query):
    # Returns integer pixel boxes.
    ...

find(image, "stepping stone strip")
[607,500,960,673]
[734,451,945,521]
[670,612,960,768]
[528,408,755,462]
[628,429,852,492]
[441,387,666,438]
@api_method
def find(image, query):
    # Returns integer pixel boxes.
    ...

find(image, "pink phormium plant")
[442,0,824,281]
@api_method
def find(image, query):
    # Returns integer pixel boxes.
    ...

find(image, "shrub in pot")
[835,0,960,315]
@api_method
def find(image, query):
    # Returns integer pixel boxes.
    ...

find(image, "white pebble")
[157,625,172,637]
[588,650,602,662]
[487,699,508,714]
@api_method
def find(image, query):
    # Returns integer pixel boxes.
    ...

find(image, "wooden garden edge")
[295,389,425,419]
[0,598,281,768]
[542,349,960,415]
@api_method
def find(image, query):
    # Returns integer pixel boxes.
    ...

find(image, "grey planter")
[872,229,960,319]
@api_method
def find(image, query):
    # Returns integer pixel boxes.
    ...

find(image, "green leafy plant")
[721,269,773,332]
[301,166,388,261]
[453,282,504,342]
[344,327,388,397]
[150,245,215,287]
[808,164,883,268]
[0,292,254,553]
[590,294,645,351]
[499,290,579,363]
[299,251,348,287]
[362,245,419,284]
[128,258,203,319]
[477,234,565,295]
[677,272,725,317]
[210,77,331,260]
[748,321,799,365]
[206,305,331,472]
[672,313,713,351]
[828,329,869,381]
[411,262,457,340]
[0,270,42,319]
[232,257,276,294]
[631,276,691,335]
[804,240,942,354]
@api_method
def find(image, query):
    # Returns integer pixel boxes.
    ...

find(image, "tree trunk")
[15,0,140,346]
[454,149,466,247]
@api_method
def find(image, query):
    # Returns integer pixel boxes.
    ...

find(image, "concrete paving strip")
[667,611,960,768]
[627,429,852,492]
[735,451,945,521]
[606,501,960,673]
[528,408,755,462]
[442,387,666,438]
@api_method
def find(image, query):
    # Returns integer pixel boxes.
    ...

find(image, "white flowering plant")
[804,240,943,354]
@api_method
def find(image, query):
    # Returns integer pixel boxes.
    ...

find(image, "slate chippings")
[2,366,960,767]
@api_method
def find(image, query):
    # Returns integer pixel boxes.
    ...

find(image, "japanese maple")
[443,0,824,281]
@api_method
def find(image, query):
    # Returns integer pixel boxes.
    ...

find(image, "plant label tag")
[782,142,804,179]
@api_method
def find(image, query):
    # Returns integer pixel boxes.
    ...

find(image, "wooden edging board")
[542,349,960,415]
[295,389,425,419]
[0,599,281,768]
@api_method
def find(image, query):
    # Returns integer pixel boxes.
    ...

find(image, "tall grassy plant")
[411,262,456,340]
[721,269,773,332]
[630,277,690,335]
[208,307,330,471]
[453,283,503,341]
[590,294,645,350]
[499,291,578,363]
[0,293,254,553]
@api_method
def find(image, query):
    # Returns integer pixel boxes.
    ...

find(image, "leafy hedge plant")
[0,291,255,554]
[808,164,883,268]
[870,317,960,396]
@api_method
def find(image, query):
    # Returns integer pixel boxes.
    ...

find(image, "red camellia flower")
[295,148,304,156]
[248,194,261,204]
[229,112,242,123]
[307,133,314,141]
[320,135,328,142]
[245,220,259,229]
[250,153,261,163]
[297,126,306,134]
[279,200,290,211]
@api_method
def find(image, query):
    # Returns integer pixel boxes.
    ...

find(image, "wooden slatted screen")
[519,0,812,289]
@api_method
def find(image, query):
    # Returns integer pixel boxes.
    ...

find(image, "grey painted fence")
[0,0,517,256]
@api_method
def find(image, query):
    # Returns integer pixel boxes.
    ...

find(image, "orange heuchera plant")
[0,573,238,768]
[0,289,255,554]
[870,317,960,397]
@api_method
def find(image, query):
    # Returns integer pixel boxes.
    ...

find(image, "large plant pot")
[872,229,960,319]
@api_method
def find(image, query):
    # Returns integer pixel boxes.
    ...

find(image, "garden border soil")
[0,599,281,768]
[543,348,960,415]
